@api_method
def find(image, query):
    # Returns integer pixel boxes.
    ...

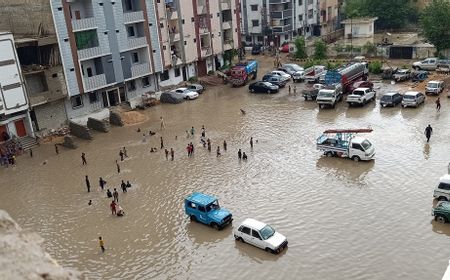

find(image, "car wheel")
[267,89,271,94]
[211,222,219,230]
[304,97,307,101]
[190,215,197,222]
[250,88,255,93]
[265,247,277,254]
[235,236,244,243]
[325,151,334,157]
[352,156,360,162]
[436,215,447,223]
[438,196,448,201]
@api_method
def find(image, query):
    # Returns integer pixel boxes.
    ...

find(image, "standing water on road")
[1,58,450,280]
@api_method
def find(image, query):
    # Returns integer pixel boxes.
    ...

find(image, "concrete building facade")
[0,32,34,140]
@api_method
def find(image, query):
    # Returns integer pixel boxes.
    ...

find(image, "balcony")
[197,5,207,14]
[167,9,178,20]
[84,74,107,91]
[222,21,232,30]
[123,11,145,24]
[199,25,209,34]
[78,46,103,61]
[169,32,181,42]
[223,40,233,50]
[171,55,182,66]
[221,0,231,10]
[131,62,150,77]
[128,37,148,50]
[72,18,97,31]
[271,9,293,19]
[269,0,291,3]
[272,24,292,33]
[201,47,211,57]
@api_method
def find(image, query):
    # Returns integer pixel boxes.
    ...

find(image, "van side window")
[198,206,206,212]
[189,202,197,209]
[240,226,251,235]
[251,230,262,240]
[438,183,450,190]
[352,143,364,151]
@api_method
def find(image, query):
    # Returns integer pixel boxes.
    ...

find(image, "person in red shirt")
[110,201,117,215]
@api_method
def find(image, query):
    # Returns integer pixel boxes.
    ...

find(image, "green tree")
[420,0,450,55]
[313,40,327,60]
[344,0,415,30]
[294,36,307,59]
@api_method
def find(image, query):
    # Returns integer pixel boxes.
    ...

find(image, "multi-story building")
[50,0,163,121]
[156,0,241,85]
[241,0,340,46]
[0,32,34,139]
[0,0,68,135]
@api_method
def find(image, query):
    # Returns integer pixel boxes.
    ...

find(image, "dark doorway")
[119,87,126,102]
[197,60,207,76]
[389,46,413,59]
[30,110,39,131]
[108,89,118,106]
[102,91,108,108]
[182,66,187,81]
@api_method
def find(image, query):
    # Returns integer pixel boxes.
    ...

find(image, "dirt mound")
[121,111,148,126]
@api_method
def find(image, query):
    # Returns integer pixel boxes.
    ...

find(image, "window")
[132,52,139,63]
[351,143,364,152]
[161,70,169,81]
[239,226,251,235]
[75,30,98,50]
[257,35,263,42]
[52,73,58,78]
[174,67,181,77]
[250,4,258,11]
[308,0,313,4]
[127,26,135,37]
[252,20,259,27]
[127,80,136,91]
[86,67,93,77]
[89,92,98,103]
[285,34,289,40]
[142,76,150,87]
[71,95,83,108]
[298,15,303,21]
[298,0,303,5]
[188,202,197,209]
[308,9,313,19]
[124,0,132,11]
[198,206,206,212]
[438,183,450,191]
[251,230,261,240]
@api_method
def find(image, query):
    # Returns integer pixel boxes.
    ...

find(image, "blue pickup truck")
[185,192,233,230]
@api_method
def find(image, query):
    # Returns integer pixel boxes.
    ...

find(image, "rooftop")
[341,17,378,25]
[242,218,266,230]
[186,192,217,206]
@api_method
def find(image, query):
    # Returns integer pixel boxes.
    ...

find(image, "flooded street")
[1,56,450,280]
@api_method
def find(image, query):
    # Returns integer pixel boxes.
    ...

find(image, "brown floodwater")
[1,56,450,280]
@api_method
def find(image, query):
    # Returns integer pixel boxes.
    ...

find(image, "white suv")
[346,87,376,106]
[434,174,450,201]
[234,218,288,254]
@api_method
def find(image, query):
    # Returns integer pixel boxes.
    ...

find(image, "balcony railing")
[171,55,182,66]
[269,0,291,3]
[201,47,211,57]
[223,40,233,50]
[72,18,97,31]
[77,46,103,61]
[199,25,209,34]
[221,0,231,10]
[167,9,178,20]
[272,24,293,33]
[123,11,145,24]
[197,5,207,14]
[131,62,150,77]
[169,32,181,42]
[84,74,107,91]
[271,9,293,19]
[128,37,147,50]
[222,21,232,29]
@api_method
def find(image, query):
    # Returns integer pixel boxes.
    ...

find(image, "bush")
[188,76,198,83]
[294,36,307,59]
[334,45,344,53]
[363,42,377,56]
[313,40,327,60]
[369,61,383,74]
[208,70,215,75]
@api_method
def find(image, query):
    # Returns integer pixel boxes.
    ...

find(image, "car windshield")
[381,95,392,101]
[260,225,275,240]
[403,95,415,100]
[262,82,272,87]
[361,140,372,150]
[205,200,220,212]
[319,92,333,98]
[290,65,303,71]
[352,90,365,96]
[428,83,438,88]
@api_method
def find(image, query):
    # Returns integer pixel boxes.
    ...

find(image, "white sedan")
[234,218,288,254]
[269,70,291,82]
[171,87,199,100]
[187,83,205,94]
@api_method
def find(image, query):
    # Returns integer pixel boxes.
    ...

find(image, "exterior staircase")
[19,136,38,150]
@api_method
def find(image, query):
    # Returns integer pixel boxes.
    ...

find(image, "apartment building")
[0,0,68,134]
[241,0,338,46]
[0,32,34,139]
[156,0,241,86]
[50,0,162,121]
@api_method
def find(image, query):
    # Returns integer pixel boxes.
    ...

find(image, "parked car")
[171,88,199,100]
[432,201,450,223]
[433,174,450,202]
[262,75,287,88]
[381,66,398,80]
[436,59,450,74]
[185,192,233,230]
[279,64,304,82]
[251,45,263,55]
[234,218,288,254]
[411,70,428,82]
[393,69,412,82]
[346,87,376,106]
[413,57,438,71]
[401,91,425,108]
[249,81,279,94]
[187,83,204,94]
[316,84,343,109]
[279,42,290,53]
[425,80,445,95]
[380,92,403,107]
[269,70,291,82]
[302,83,324,101]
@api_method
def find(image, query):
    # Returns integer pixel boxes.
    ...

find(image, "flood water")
[1,56,450,280]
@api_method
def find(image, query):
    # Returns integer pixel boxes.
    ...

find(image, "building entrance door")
[107,89,120,106]
[14,119,27,137]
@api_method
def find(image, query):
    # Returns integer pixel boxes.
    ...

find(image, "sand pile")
[121,111,148,126]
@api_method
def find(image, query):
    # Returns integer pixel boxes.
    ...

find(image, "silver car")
[187,83,204,94]
[402,91,425,108]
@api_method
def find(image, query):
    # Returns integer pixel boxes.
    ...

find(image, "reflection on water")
[1,57,450,280]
